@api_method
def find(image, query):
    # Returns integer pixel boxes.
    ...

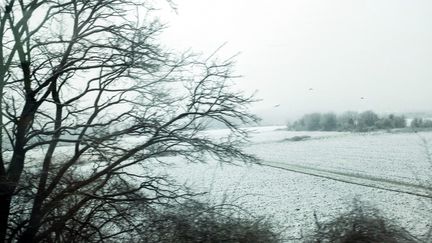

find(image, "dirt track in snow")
[262,160,432,199]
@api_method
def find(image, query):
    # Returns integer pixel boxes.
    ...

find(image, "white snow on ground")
[20,126,432,241]
[246,126,432,184]
[160,127,432,242]
[164,160,431,242]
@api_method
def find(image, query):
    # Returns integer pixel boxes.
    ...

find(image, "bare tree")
[0,1,258,242]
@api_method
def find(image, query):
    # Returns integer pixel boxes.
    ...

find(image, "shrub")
[306,202,417,243]
[283,135,311,142]
[143,200,282,243]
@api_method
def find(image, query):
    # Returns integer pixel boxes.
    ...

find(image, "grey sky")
[160,0,432,123]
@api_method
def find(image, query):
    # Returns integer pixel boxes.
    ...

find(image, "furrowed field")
[161,126,432,241]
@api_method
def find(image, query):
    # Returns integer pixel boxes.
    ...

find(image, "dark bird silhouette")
[274,104,280,108]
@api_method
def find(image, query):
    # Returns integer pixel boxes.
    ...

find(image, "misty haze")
[0,0,431,243]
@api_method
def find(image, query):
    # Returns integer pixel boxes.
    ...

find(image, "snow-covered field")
[162,126,432,241]
[19,126,432,241]
[245,126,432,184]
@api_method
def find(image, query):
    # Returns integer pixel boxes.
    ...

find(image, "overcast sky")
[160,0,432,124]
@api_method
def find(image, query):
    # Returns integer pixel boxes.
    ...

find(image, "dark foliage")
[283,135,311,142]
[143,200,282,243]
[306,203,418,243]
[411,118,432,128]
[289,111,406,132]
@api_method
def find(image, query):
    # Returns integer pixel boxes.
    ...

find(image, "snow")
[161,127,432,241]
[20,126,432,241]
[245,127,432,184]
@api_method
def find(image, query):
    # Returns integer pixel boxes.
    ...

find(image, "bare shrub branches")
[307,200,419,243]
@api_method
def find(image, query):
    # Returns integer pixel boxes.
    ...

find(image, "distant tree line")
[410,118,432,128]
[288,111,407,132]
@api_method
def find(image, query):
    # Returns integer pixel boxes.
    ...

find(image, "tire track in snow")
[261,161,432,199]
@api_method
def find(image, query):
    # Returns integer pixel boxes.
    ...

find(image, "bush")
[143,200,282,243]
[283,135,311,142]
[306,202,417,243]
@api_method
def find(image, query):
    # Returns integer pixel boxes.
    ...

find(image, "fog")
[160,0,432,124]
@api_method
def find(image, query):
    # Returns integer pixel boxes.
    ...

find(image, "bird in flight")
[274,104,280,108]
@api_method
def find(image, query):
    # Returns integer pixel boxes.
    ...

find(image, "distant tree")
[372,114,406,130]
[0,1,257,242]
[358,110,379,130]
[375,118,391,129]
[289,111,406,132]
[288,118,305,131]
[304,113,322,131]
[423,120,432,128]
[411,118,432,128]
[319,112,337,131]
[337,111,358,131]
[411,118,423,128]
[392,115,406,128]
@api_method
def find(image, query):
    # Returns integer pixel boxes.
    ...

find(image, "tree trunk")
[1,97,39,242]
[17,227,37,243]
[0,190,12,243]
